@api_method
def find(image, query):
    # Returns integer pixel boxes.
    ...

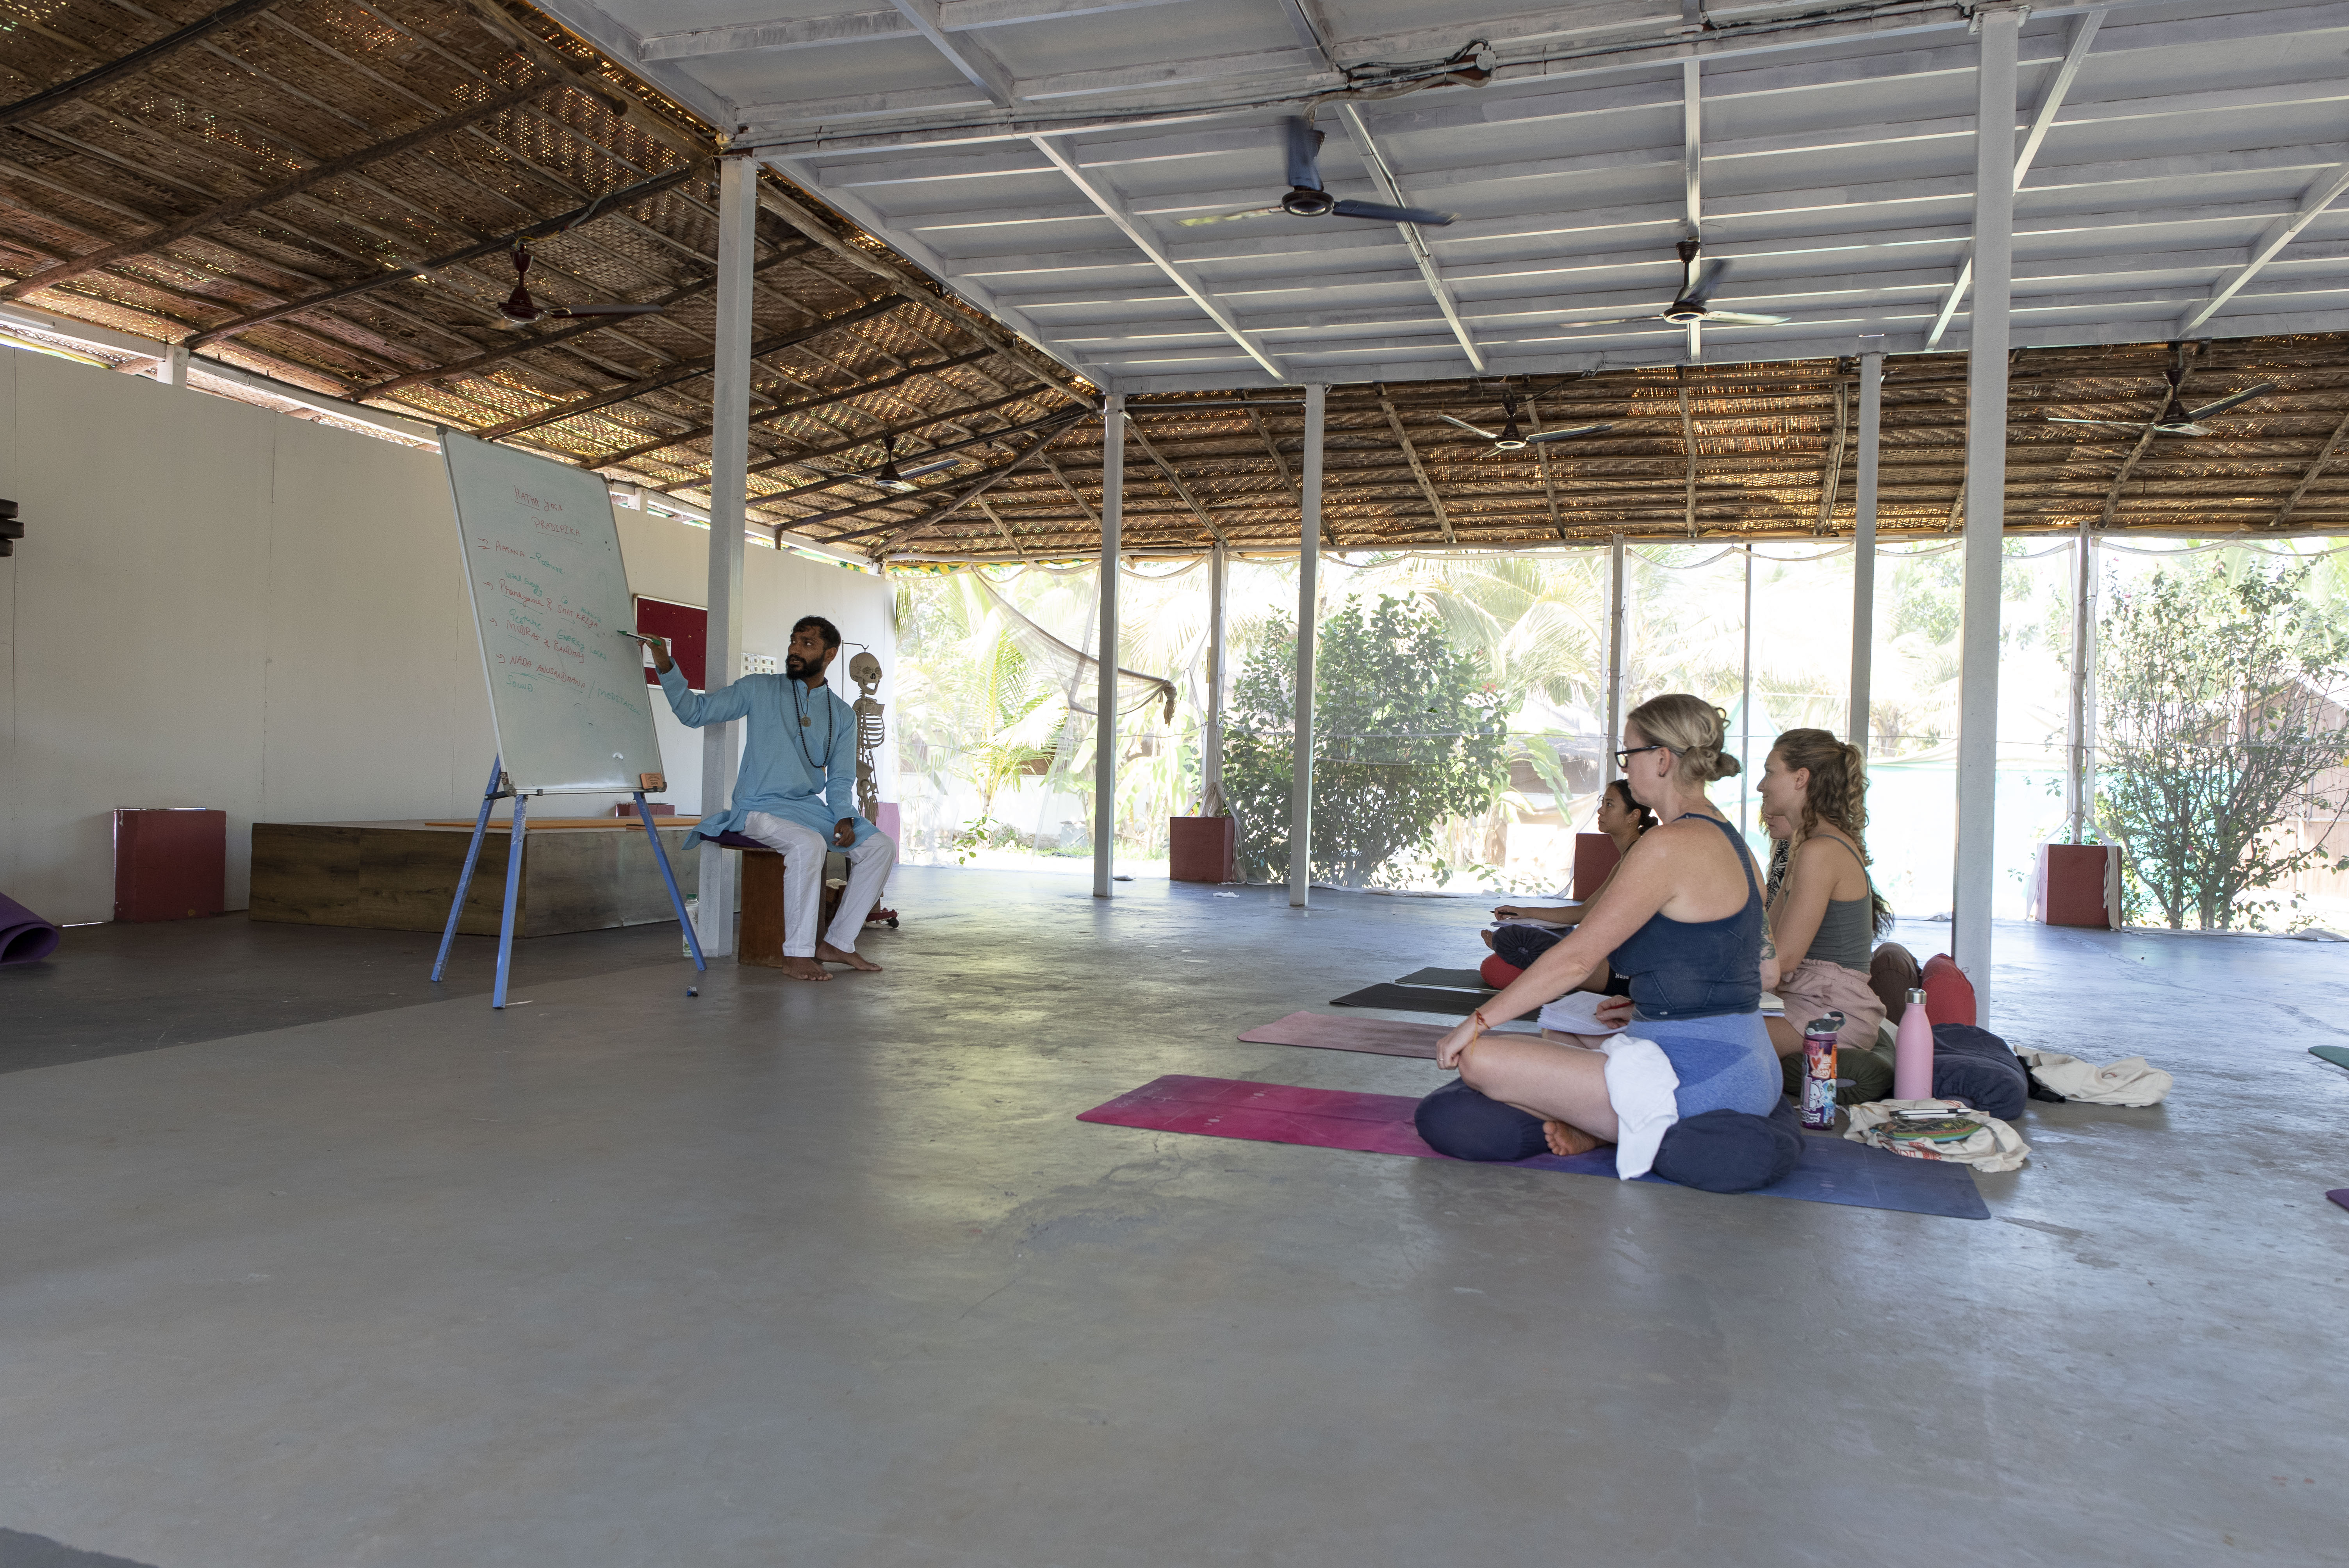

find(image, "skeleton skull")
[848,650,882,697]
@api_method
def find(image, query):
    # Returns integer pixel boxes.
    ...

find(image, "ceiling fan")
[1567,239,1789,330]
[2045,349,2274,437]
[496,241,666,328]
[1178,116,1454,228]
[1436,395,1611,451]
[868,434,962,494]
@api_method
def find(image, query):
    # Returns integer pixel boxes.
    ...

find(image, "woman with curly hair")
[1755,727,1891,1060]
[1416,694,1781,1160]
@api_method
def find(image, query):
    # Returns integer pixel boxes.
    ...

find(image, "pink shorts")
[1777,959,1885,1051]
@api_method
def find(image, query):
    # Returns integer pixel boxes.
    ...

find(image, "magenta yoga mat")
[1079,1075,1991,1219]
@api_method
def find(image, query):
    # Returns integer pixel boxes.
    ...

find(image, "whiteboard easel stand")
[431,753,706,1008]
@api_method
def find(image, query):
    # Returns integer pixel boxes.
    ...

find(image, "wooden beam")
[2271,408,2349,527]
[0,0,284,132]
[588,345,1002,465]
[3,82,553,303]
[974,496,1024,556]
[1127,422,1231,549]
[742,385,1067,479]
[2096,426,2160,530]
[472,296,907,440]
[1037,451,1099,528]
[184,160,707,350]
[836,415,1093,554]
[761,411,1091,533]
[1379,392,1452,543]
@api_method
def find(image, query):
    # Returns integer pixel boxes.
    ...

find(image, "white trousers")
[740,813,898,957]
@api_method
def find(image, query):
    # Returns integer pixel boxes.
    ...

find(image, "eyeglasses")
[1613,744,1672,764]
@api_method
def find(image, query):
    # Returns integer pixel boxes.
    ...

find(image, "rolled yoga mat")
[1393,966,1495,991]
[2310,1046,2349,1073]
[1330,983,1489,1017]
[1079,1075,1990,1219]
[0,892,62,965]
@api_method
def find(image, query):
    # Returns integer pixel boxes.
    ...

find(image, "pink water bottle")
[1893,986,1934,1099]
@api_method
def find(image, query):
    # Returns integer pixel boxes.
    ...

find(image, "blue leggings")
[1413,1011,1779,1162]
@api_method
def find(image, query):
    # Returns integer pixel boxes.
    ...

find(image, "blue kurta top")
[657,664,875,846]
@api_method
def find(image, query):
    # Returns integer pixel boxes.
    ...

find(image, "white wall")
[0,347,894,925]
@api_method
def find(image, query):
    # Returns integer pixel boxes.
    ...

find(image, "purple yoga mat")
[1239,1010,1448,1059]
[0,892,62,966]
[2329,1190,2349,1215]
[1080,1075,1991,1219]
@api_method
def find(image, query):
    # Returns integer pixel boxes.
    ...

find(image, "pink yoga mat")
[1080,1075,1992,1217]
[1081,1074,1617,1174]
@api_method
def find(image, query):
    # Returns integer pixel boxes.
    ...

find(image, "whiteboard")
[443,431,664,795]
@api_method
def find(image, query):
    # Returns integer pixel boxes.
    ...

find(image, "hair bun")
[1709,749,1742,781]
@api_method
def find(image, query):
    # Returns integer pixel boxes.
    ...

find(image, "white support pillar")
[1289,384,1326,909]
[2065,521,2098,841]
[1606,533,1627,773]
[1850,341,1884,753]
[696,153,757,957]
[1203,541,1226,807]
[1093,393,1125,898]
[162,343,189,388]
[1739,543,1755,837]
[1954,3,2021,1017]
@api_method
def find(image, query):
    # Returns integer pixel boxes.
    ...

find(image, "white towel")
[2017,1049,2173,1107]
[1599,1034,1680,1181]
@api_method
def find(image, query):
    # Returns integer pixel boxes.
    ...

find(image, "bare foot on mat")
[779,956,832,982]
[817,941,882,972]
[1544,1120,1608,1158]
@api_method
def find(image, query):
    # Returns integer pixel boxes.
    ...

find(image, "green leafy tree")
[1224,595,1509,887]
[2095,560,2349,929]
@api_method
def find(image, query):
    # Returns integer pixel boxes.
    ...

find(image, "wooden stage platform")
[250,820,710,937]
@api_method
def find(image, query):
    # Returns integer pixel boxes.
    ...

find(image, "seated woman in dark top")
[1422,694,1782,1157]
[1481,779,1656,986]
[1754,727,1892,1058]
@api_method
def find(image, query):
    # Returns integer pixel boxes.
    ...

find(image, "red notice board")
[634,595,707,691]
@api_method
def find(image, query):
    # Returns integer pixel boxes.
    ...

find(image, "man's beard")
[784,653,820,682]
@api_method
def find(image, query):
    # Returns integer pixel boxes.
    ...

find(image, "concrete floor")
[1,870,2344,1567]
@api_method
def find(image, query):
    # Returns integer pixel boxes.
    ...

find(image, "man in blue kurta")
[644,615,895,981]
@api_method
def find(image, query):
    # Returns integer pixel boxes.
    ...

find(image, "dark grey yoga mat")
[1330,983,1488,1017]
[1393,966,1494,991]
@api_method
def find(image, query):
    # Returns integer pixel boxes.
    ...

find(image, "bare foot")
[816,941,882,972]
[1543,1120,1608,1157]
[779,956,832,982]
[1479,929,1496,950]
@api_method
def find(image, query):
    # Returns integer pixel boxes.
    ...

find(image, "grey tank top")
[1803,836,1875,973]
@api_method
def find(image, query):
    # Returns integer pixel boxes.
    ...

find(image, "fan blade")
[1554,315,1663,330]
[1175,206,1283,227]
[1696,309,1789,327]
[1283,116,1324,192]
[1435,413,1500,439]
[2181,381,2275,422]
[895,456,962,482]
[1329,198,1455,226]
[1524,423,1613,443]
[551,303,665,318]
[2044,417,2149,429]
[1683,258,1729,308]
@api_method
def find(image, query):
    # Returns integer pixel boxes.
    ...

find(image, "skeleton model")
[848,650,886,824]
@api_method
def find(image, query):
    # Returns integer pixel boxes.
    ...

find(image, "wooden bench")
[704,830,847,968]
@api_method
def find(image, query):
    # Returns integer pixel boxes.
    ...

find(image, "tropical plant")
[2094,559,2349,929]
[1223,594,1510,886]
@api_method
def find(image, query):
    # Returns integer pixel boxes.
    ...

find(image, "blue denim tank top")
[1609,813,1764,1021]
